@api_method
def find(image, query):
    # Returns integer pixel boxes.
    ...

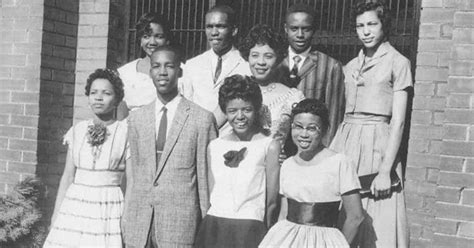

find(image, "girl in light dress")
[44,69,130,247]
[260,99,364,248]
[195,75,281,248]
[330,1,411,247]
[117,12,172,118]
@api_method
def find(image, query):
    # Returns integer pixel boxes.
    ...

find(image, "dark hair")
[238,24,287,63]
[353,0,391,39]
[207,5,237,27]
[136,12,171,40]
[85,68,124,104]
[285,3,315,28]
[291,99,330,134]
[151,45,185,65]
[218,75,262,114]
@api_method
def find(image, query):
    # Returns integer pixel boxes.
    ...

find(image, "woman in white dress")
[117,13,172,118]
[44,69,130,247]
[238,24,305,143]
[260,99,364,248]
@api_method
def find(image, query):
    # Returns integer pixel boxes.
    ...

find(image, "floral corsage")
[223,147,247,168]
[87,123,108,146]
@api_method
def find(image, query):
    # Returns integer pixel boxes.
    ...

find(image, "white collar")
[210,46,237,61]
[155,94,181,114]
[288,46,311,69]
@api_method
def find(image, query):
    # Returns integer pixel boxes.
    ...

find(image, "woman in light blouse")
[330,1,411,247]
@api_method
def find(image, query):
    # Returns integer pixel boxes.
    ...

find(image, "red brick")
[0,104,24,115]
[407,153,440,168]
[77,38,108,49]
[462,189,474,206]
[467,159,474,173]
[0,172,21,184]
[409,223,423,238]
[436,82,449,96]
[0,79,25,90]
[442,141,474,157]
[409,238,431,248]
[422,0,443,7]
[420,9,455,23]
[436,186,461,203]
[439,171,474,187]
[453,28,474,44]
[406,166,427,180]
[454,12,474,27]
[445,109,474,124]
[433,234,474,248]
[458,222,474,238]
[413,96,446,110]
[8,139,37,152]
[434,112,444,126]
[54,22,78,37]
[419,24,441,38]
[42,32,65,46]
[0,149,21,161]
[9,115,38,128]
[24,104,39,116]
[448,77,474,93]
[22,151,36,163]
[447,94,471,108]
[427,168,439,183]
[444,124,468,140]
[80,14,108,25]
[0,138,7,149]
[0,126,22,138]
[415,68,449,81]
[41,55,65,70]
[407,209,434,226]
[23,128,37,140]
[410,125,444,140]
[11,92,39,104]
[409,139,430,153]
[0,161,5,171]
[451,45,474,60]
[7,162,36,174]
[441,23,453,38]
[435,202,474,221]
[52,46,76,60]
[0,115,9,125]
[405,192,424,209]
[415,83,436,96]
[411,110,433,124]
[440,156,465,172]
[433,218,459,235]
[52,70,75,83]
[429,140,443,154]
[418,40,453,52]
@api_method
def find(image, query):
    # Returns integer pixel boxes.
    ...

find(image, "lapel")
[214,50,243,88]
[136,102,156,181]
[298,48,319,78]
[359,41,390,74]
[154,98,190,181]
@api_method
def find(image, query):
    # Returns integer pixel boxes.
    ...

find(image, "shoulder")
[118,59,139,75]
[388,45,411,68]
[310,49,342,66]
[185,51,211,66]
[128,102,153,121]
[183,99,214,121]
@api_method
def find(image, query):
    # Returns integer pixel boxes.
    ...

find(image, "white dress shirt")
[288,46,312,71]
[154,95,182,139]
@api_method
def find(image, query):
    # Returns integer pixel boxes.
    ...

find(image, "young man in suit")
[277,3,345,145]
[123,45,218,248]
[180,5,251,132]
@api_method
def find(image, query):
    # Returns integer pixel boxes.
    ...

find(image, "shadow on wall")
[35,0,79,226]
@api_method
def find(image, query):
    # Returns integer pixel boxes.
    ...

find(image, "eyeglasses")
[291,123,321,134]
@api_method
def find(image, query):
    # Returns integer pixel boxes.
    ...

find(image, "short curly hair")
[85,68,124,104]
[291,98,330,134]
[136,12,171,40]
[218,75,262,113]
[238,24,287,64]
[353,0,391,39]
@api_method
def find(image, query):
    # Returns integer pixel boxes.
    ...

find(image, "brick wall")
[407,0,474,247]
[0,0,44,194]
[36,0,79,216]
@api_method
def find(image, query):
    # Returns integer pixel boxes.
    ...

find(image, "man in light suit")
[123,45,217,248]
[180,5,251,130]
[277,3,345,146]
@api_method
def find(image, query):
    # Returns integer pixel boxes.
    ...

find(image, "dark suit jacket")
[276,48,345,145]
[123,98,217,247]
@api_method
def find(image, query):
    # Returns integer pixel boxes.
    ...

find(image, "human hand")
[370,172,391,198]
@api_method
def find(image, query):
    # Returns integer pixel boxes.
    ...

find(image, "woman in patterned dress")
[330,1,412,247]
[239,24,305,144]
[260,99,364,248]
[44,69,130,247]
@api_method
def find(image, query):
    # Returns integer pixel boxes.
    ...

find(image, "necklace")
[260,83,276,94]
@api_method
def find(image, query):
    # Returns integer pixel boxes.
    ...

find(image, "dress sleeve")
[63,126,74,146]
[339,155,361,195]
[392,55,413,91]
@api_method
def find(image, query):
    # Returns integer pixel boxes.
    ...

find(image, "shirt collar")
[211,46,236,60]
[155,94,182,114]
[358,41,391,64]
[289,46,311,61]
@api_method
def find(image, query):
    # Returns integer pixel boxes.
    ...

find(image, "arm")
[51,147,76,224]
[370,90,408,197]
[278,195,288,221]
[341,190,365,244]
[197,114,218,217]
[265,139,281,228]
[326,61,345,145]
[207,145,215,192]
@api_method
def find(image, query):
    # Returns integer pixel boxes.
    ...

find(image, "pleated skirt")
[259,220,349,248]
[330,114,408,248]
[195,215,267,248]
[43,183,124,248]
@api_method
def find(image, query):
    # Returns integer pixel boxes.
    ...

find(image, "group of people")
[43,1,412,248]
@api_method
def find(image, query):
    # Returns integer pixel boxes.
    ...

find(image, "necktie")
[214,56,222,84]
[290,55,302,78]
[156,107,167,165]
